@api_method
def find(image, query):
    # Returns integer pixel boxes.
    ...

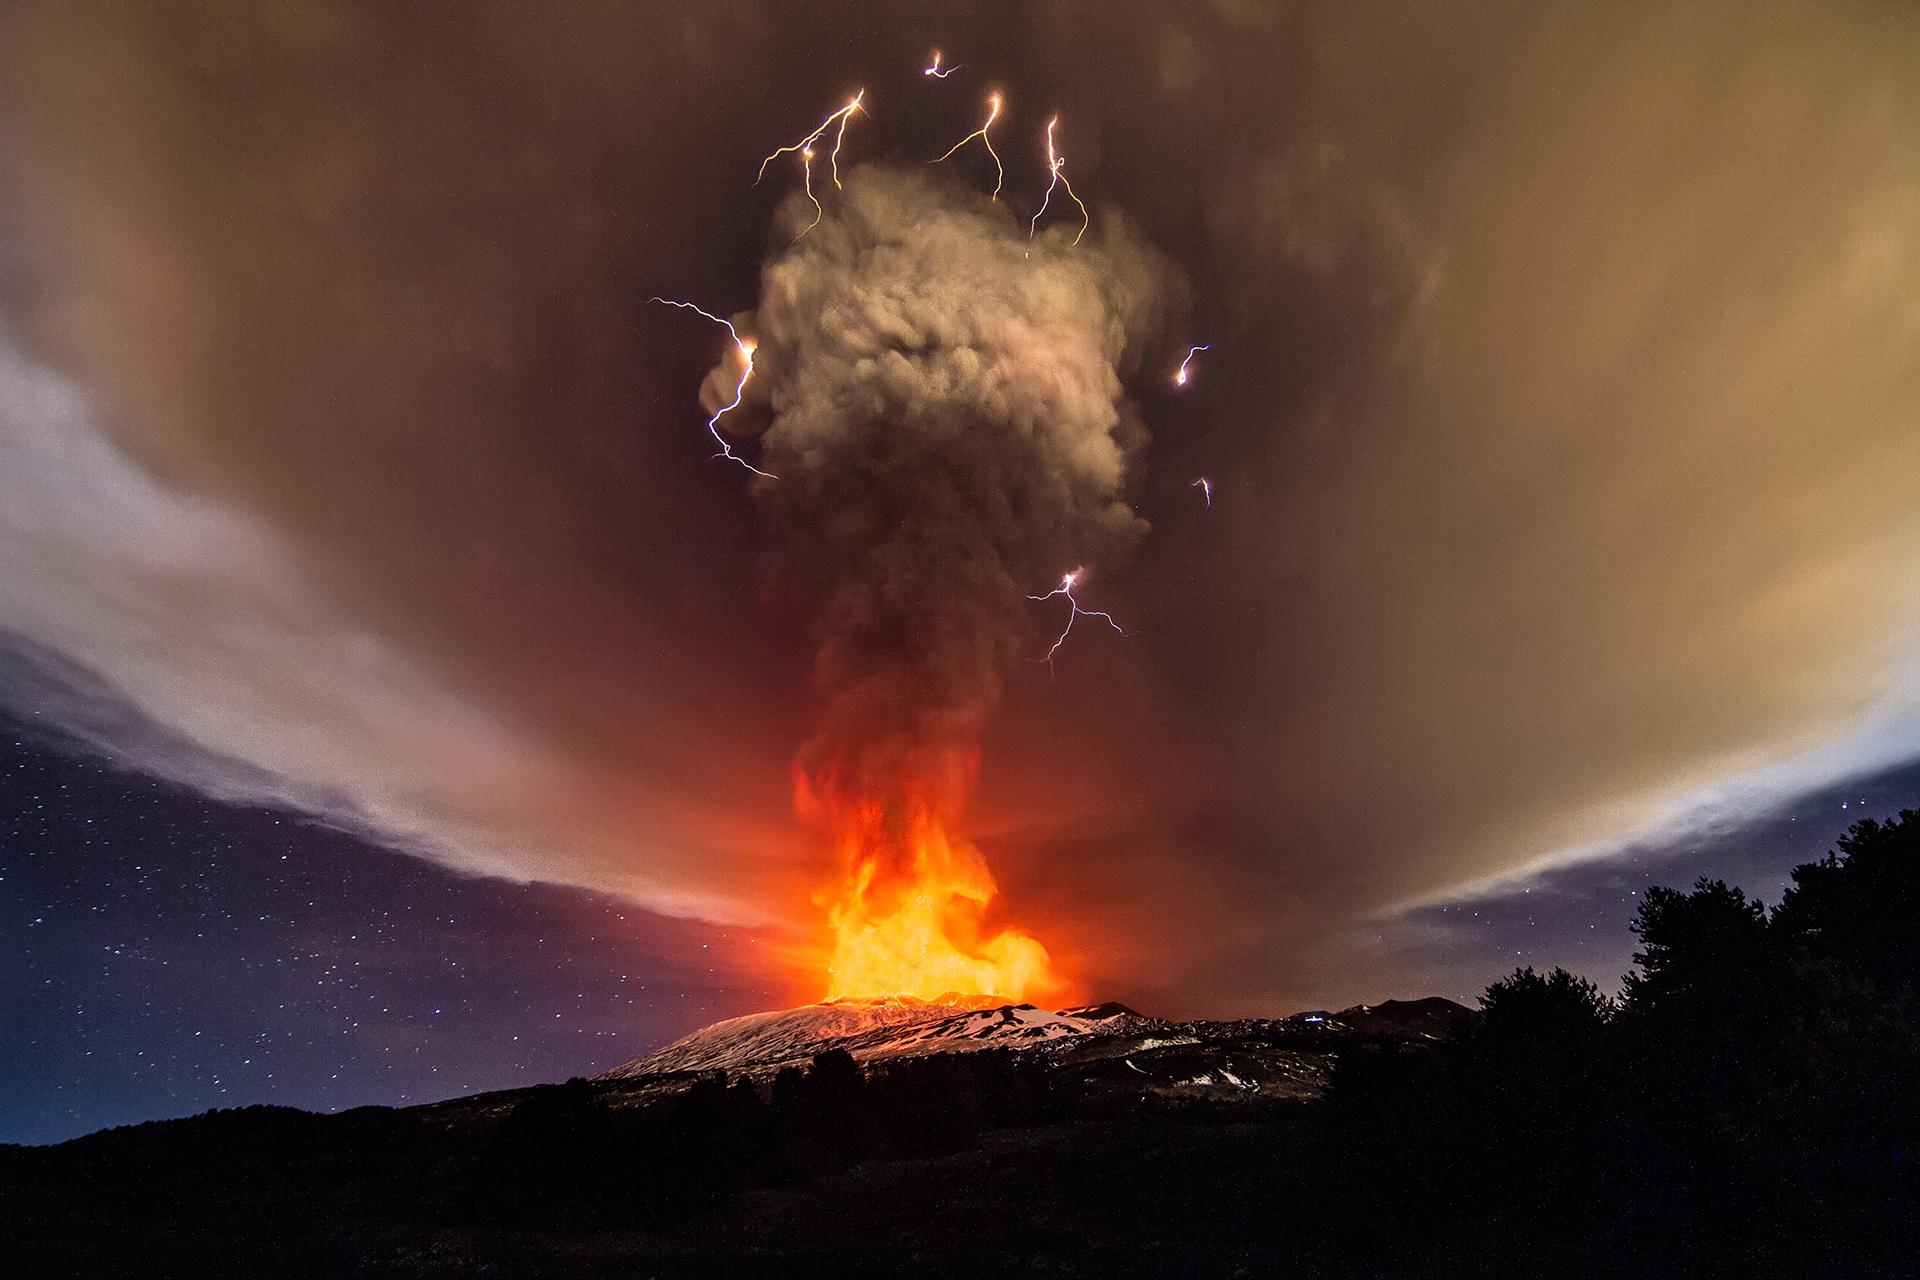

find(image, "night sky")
[4,3,1920,1144]
[2,715,776,1146]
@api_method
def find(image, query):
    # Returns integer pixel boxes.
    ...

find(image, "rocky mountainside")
[600,995,1011,1077]
[601,995,1127,1078]
[600,993,1474,1104]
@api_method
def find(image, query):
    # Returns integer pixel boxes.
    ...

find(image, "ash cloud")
[0,1,813,940]
[0,1,1916,1014]
[1004,0,1920,1009]
[730,167,1177,807]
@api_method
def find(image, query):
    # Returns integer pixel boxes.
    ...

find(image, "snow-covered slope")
[599,993,1475,1084]
[601,994,1017,1077]
[835,1003,1101,1059]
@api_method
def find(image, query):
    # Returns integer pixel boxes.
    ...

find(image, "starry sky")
[2,713,777,1146]
[4,2,1920,1143]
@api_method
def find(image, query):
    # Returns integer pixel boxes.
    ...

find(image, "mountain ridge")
[600,993,1472,1081]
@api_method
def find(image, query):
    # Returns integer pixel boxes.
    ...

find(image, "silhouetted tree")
[1436,969,1620,1259]
[1622,878,1776,1019]
[1479,964,1613,1046]
[1775,809,1920,993]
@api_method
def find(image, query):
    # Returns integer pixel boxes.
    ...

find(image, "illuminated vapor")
[1192,477,1212,508]
[756,92,867,234]
[1174,343,1211,388]
[934,91,1005,200]
[922,50,965,79]
[1029,115,1090,246]
[648,297,774,479]
[1027,569,1125,668]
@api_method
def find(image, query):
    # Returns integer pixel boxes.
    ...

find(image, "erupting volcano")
[695,166,1178,1001]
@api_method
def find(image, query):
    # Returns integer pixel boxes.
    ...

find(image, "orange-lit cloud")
[1,2,1917,1015]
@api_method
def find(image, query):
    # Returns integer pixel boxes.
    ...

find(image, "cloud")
[0,333,773,924]
[739,165,1177,798]
[998,0,1920,1008]
[1,1,1916,1012]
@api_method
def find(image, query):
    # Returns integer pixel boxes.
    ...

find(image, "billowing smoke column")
[709,165,1176,1000]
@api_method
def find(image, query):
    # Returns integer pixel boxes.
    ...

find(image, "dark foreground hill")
[0,994,1486,1278]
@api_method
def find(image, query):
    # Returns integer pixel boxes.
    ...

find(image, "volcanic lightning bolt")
[934,90,1005,200]
[1192,477,1213,508]
[922,49,964,78]
[756,91,866,234]
[648,297,773,479]
[1029,115,1090,245]
[796,147,824,237]
[1174,343,1211,388]
[1028,569,1126,668]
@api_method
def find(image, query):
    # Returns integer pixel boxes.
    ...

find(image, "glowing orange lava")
[797,764,1059,1002]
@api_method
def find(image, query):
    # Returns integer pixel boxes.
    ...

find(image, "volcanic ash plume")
[711,165,1178,1001]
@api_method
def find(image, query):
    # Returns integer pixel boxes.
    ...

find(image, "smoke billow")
[729,166,1178,814]
[696,165,1180,995]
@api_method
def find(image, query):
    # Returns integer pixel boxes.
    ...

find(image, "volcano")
[600,993,1472,1102]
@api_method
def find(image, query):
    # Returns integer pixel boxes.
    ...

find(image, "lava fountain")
[798,750,1054,1001]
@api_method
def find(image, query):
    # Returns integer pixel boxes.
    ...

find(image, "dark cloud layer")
[2,1,1917,1012]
